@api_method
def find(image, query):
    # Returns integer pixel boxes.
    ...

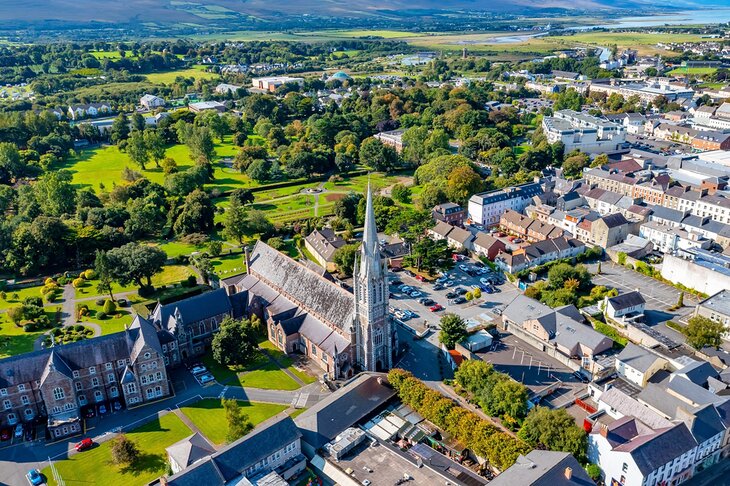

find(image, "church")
[232,184,397,378]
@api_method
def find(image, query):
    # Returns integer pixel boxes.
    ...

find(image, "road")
[684,458,730,486]
[0,368,327,486]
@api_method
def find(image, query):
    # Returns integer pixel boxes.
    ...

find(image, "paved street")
[0,368,327,486]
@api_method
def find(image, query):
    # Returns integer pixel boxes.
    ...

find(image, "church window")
[53,387,65,400]
[310,343,317,357]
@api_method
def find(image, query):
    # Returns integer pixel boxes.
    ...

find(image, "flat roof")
[699,289,730,318]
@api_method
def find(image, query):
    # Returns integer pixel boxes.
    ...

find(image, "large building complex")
[468,181,544,226]
[542,110,626,153]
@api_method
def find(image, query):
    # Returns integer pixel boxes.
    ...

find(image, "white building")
[604,291,646,321]
[140,94,165,110]
[468,181,543,226]
[639,220,712,254]
[215,83,242,95]
[251,76,304,92]
[613,343,668,388]
[542,110,626,154]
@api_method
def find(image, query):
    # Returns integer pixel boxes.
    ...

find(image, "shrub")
[73,324,84,332]
[0,291,6,301]
[72,278,85,288]
[24,323,37,332]
[103,299,117,315]
[96,311,107,320]
[44,292,57,303]
[83,269,97,280]
[138,285,155,298]
[110,435,140,465]
[44,277,55,286]
[96,299,105,306]
[24,296,43,307]
[117,299,128,307]
[57,276,68,285]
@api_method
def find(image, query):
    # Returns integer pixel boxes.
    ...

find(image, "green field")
[181,398,288,445]
[42,413,191,486]
[0,284,50,311]
[145,65,219,84]
[211,252,246,277]
[0,315,44,358]
[78,300,142,335]
[666,67,718,76]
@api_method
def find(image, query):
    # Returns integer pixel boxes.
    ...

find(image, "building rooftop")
[616,343,663,373]
[698,289,730,318]
[490,450,593,486]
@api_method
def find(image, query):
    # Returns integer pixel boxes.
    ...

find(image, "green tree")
[547,263,591,291]
[454,360,494,395]
[585,464,602,482]
[103,299,117,315]
[223,198,248,243]
[212,317,257,366]
[446,165,484,205]
[105,243,167,288]
[561,152,590,179]
[143,129,166,168]
[174,189,215,236]
[126,131,149,170]
[34,170,76,216]
[683,315,724,350]
[222,398,254,443]
[439,313,467,349]
[677,291,684,307]
[7,306,24,325]
[110,113,130,144]
[0,143,24,182]
[208,240,223,256]
[333,243,360,276]
[246,158,271,182]
[110,434,140,465]
[518,406,587,462]
[94,250,115,301]
[480,378,529,420]
[187,126,216,163]
[190,253,213,284]
[359,138,399,172]
[391,183,412,204]
[404,237,452,274]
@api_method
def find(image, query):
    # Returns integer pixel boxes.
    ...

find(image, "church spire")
[359,180,382,278]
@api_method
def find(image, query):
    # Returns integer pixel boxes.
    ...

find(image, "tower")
[353,182,393,372]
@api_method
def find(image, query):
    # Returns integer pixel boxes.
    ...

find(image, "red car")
[0,428,10,441]
[75,438,93,452]
[429,304,444,312]
[415,275,425,282]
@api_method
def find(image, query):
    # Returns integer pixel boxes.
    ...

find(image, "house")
[251,76,304,92]
[140,94,165,109]
[0,316,169,439]
[188,101,226,113]
[604,291,646,321]
[432,202,466,226]
[166,432,216,474]
[303,228,346,272]
[472,233,506,261]
[215,83,242,95]
[542,110,626,154]
[694,289,730,330]
[489,451,594,486]
[614,343,668,388]
[556,192,584,211]
[67,103,112,120]
[501,295,613,371]
[639,221,712,254]
[606,234,653,262]
[427,221,474,251]
[692,131,730,151]
[469,182,544,226]
[166,415,306,486]
[495,237,586,274]
[589,213,631,248]
[381,241,410,269]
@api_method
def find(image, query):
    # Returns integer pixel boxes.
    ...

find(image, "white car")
[191,366,207,375]
[410,290,422,298]
[459,264,469,271]
[199,373,215,384]
[480,278,490,286]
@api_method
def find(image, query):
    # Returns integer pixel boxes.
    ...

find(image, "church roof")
[245,240,354,330]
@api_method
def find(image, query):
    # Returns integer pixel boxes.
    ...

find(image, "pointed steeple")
[359,180,382,278]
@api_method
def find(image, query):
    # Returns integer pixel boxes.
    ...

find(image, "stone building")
[0,316,169,439]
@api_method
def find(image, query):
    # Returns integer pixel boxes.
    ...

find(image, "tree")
[143,130,166,167]
[359,138,399,172]
[518,406,587,462]
[190,253,213,284]
[212,317,257,366]
[222,398,254,443]
[34,170,76,216]
[391,183,412,204]
[161,157,178,174]
[454,360,494,395]
[110,114,130,144]
[585,464,602,482]
[446,165,484,205]
[7,306,23,325]
[105,243,167,288]
[561,152,590,179]
[0,143,24,182]
[103,299,117,315]
[439,314,467,349]
[174,189,215,236]
[230,188,254,206]
[126,131,149,170]
[333,192,362,224]
[404,237,452,274]
[187,126,216,163]
[110,434,140,465]
[208,240,223,256]
[677,291,684,308]
[333,243,360,276]
[479,378,529,420]
[547,263,592,291]
[223,198,248,243]
[683,315,724,350]
[246,158,271,182]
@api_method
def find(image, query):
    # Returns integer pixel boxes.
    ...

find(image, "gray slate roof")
[489,450,594,486]
[166,432,216,469]
[244,240,354,330]
[616,343,662,373]
[151,288,232,334]
[613,423,697,475]
[606,291,645,311]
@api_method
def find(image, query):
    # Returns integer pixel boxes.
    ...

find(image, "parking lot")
[388,257,520,341]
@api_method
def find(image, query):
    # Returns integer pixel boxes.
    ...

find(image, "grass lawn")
[78,300,141,335]
[0,284,49,311]
[148,239,208,259]
[145,65,219,84]
[75,279,136,299]
[288,408,307,419]
[260,341,317,385]
[666,67,718,76]
[0,315,44,358]
[151,265,195,287]
[211,252,246,277]
[180,398,287,445]
[202,347,303,390]
[42,413,191,486]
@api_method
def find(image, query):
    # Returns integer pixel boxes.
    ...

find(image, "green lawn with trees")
[41,413,191,486]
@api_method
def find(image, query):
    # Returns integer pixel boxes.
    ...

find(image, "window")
[110,387,118,398]
[94,391,103,402]
[141,375,148,385]
[151,361,157,369]
[125,383,136,394]
[622,463,628,473]
[24,409,33,417]
[3,400,10,410]
[144,352,151,359]
[89,367,96,375]
[17,384,25,392]
[155,386,162,397]
[72,370,80,378]
[75,382,82,392]
[21,396,29,406]
[162,344,167,352]
[63,403,74,411]
[53,387,65,400]
[78,394,86,405]
[117,360,125,368]
[90,377,99,387]
[0,389,6,396]
[146,388,154,399]
[51,406,61,414]
[311,343,317,357]
[105,363,112,370]
[7,413,16,424]
[141,364,147,372]
[108,373,115,383]
[155,372,162,382]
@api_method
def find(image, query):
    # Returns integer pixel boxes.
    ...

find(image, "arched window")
[52,387,65,400]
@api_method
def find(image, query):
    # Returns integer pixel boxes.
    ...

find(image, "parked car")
[415,275,425,282]
[199,373,215,384]
[429,304,444,312]
[480,278,490,286]
[436,276,448,283]
[420,298,435,307]
[455,287,467,296]
[26,469,43,486]
[0,428,10,441]
[75,438,93,452]
[14,423,23,439]
[191,366,207,375]
[452,296,467,304]
[98,404,108,415]
[405,270,415,277]
[402,310,416,319]
[410,290,422,298]
[445,292,457,299]
[390,279,402,287]
[444,280,455,287]
[482,285,494,294]
[433,283,444,291]
[458,264,469,272]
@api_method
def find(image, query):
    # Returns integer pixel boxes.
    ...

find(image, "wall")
[661,254,730,296]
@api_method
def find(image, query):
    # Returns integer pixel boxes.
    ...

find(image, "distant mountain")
[0,0,726,25]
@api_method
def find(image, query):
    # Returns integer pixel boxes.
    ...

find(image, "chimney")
[599,423,609,438]
[244,246,251,275]
[564,467,573,480]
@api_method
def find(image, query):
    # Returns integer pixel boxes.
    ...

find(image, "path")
[60,284,75,326]
[311,181,326,217]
